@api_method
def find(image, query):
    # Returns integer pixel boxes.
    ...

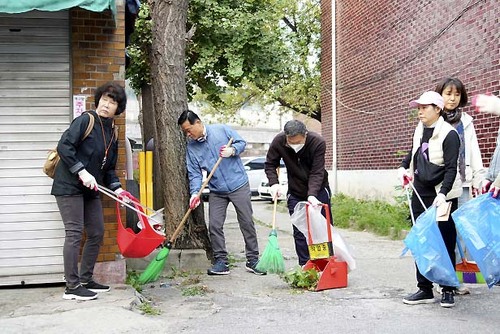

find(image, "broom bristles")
[138,247,170,284]
[256,230,285,274]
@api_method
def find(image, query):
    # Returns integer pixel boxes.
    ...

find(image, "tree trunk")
[148,0,212,258]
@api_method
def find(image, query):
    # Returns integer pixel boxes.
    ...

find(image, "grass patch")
[180,275,202,286]
[164,267,203,279]
[138,300,162,315]
[331,193,410,239]
[227,253,245,268]
[126,270,142,292]
[282,267,319,291]
[181,285,213,296]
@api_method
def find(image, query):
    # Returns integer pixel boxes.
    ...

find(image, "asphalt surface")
[1,198,498,333]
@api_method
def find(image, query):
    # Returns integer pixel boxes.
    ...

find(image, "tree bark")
[148,0,212,258]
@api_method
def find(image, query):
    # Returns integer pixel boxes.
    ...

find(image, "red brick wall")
[321,0,333,167]
[71,5,126,261]
[322,0,499,170]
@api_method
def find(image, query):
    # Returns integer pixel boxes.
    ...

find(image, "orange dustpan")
[456,238,485,284]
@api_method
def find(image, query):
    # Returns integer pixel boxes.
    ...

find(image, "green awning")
[0,0,116,16]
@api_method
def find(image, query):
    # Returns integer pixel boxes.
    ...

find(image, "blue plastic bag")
[402,206,459,287]
[452,193,500,288]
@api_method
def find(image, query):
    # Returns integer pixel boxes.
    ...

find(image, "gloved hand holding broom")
[270,184,282,201]
[189,194,201,209]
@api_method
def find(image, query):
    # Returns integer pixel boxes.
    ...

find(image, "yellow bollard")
[146,151,153,214]
[139,152,146,209]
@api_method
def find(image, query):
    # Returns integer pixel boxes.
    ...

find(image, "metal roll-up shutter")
[0,11,70,285]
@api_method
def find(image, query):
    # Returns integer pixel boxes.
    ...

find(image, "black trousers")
[411,194,457,292]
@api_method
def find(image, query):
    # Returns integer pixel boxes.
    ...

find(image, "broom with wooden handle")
[138,138,233,284]
[255,167,285,274]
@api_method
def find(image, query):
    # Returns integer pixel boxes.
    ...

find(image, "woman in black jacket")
[52,82,131,301]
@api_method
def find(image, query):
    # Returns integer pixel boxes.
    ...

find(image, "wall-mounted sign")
[73,95,87,119]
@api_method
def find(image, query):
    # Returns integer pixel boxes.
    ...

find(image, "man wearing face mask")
[265,119,331,266]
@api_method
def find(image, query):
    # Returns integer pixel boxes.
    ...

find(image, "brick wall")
[71,4,126,262]
[322,0,499,171]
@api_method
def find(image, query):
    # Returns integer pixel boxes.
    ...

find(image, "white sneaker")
[455,285,471,295]
[436,285,470,295]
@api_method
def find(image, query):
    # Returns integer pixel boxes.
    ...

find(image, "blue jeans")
[56,195,104,288]
[287,187,332,266]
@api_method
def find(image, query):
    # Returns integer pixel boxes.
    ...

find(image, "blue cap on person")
[409,91,444,110]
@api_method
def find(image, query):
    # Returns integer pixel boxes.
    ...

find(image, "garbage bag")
[402,206,459,287]
[291,202,356,271]
[452,193,500,288]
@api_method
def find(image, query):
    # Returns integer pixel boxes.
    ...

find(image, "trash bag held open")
[402,206,459,287]
[291,202,356,271]
[452,193,500,288]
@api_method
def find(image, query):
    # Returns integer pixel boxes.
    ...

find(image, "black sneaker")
[82,280,110,292]
[63,285,97,301]
[245,260,267,276]
[207,260,230,275]
[403,289,435,305]
[440,291,455,308]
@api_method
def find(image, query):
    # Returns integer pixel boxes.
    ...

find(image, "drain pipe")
[331,0,338,194]
[125,137,133,180]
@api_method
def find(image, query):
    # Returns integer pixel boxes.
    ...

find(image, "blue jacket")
[186,124,248,195]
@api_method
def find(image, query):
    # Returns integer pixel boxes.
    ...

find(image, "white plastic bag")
[290,201,356,271]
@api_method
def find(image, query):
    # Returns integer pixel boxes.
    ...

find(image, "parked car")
[258,168,288,201]
[202,156,284,200]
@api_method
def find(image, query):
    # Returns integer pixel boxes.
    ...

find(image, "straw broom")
[255,168,285,274]
[138,138,233,284]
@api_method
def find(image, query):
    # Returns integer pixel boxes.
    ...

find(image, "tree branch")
[281,16,297,33]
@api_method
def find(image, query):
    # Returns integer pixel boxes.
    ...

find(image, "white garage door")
[0,11,70,285]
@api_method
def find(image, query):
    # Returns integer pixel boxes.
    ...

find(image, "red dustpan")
[97,185,166,258]
[115,196,166,258]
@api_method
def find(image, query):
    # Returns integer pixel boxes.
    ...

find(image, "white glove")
[78,169,97,190]
[397,167,412,188]
[472,94,500,116]
[114,188,132,203]
[480,179,492,194]
[432,193,447,207]
[219,145,235,158]
[307,196,322,206]
[189,194,201,209]
[270,184,282,200]
[490,175,500,198]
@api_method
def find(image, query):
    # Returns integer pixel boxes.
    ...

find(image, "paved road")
[1,199,498,333]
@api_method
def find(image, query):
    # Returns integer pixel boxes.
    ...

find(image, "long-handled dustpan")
[138,138,234,284]
[98,185,166,258]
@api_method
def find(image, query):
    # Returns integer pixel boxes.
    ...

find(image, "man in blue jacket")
[177,110,264,276]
